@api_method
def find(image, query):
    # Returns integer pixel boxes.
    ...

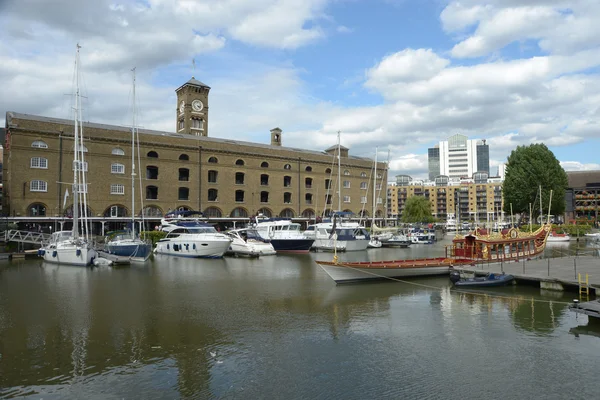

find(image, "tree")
[401,195,435,223]
[502,143,568,220]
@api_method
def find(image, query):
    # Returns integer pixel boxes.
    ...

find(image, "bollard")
[547,258,550,276]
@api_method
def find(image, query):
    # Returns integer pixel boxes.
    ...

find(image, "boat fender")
[38,249,46,256]
[193,244,196,250]
[167,244,170,250]
[76,248,82,256]
[52,250,57,258]
[173,244,179,251]
[185,244,189,250]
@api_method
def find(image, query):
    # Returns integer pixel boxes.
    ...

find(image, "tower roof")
[175,76,211,92]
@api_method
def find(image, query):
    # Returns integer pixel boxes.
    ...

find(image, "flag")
[63,188,70,208]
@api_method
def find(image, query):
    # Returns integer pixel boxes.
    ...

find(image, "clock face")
[179,101,185,113]
[192,100,204,112]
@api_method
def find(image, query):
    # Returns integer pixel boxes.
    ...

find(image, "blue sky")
[1,0,600,179]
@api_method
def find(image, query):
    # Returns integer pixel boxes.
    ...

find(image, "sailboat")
[39,45,97,266]
[105,68,152,262]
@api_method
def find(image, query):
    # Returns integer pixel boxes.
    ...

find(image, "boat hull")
[312,238,369,252]
[270,239,314,253]
[154,237,231,258]
[40,242,96,266]
[226,241,277,257]
[105,239,152,262]
[453,274,515,287]
[318,263,451,283]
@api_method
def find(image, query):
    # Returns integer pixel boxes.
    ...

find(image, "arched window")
[301,209,315,218]
[305,166,312,172]
[111,163,125,174]
[146,185,158,200]
[147,151,158,158]
[326,168,332,174]
[235,172,245,185]
[178,187,189,200]
[235,159,245,166]
[30,180,47,192]
[64,204,93,218]
[30,157,48,169]
[280,208,294,218]
[261,161,269,168]
[208,189,218,202]
[257,208,272,218]
[208,156,218,163]
[28,203,47,217]
[204,207,222,218]
[112,148,125,156]
[344,170,350,176]
[260,191,269,203]
[140,205,163,217]
[360,172,367,177]
[235,190,245,202]
[283,164,291,170]
[231,207,248,218]
[179,153,189,161]
[32,141,48,149]
[104,205,128,218]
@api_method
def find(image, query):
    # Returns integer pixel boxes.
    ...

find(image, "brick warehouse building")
[3,77,386,230]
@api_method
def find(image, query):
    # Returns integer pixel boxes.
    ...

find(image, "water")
[1,236,599,399]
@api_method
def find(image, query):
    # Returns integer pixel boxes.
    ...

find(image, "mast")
[337,131,341,213]
[72,44,81,240]
[371,148,378,231]
[539,185,543,224]
[131,67,137,238]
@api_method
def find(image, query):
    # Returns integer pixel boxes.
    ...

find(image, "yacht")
[154,221,232,258]
[305,216,370,252]
[225,228,276,257]
[160,210,207,233]
[253,218,314,253]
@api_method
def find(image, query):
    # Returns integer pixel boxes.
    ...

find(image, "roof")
[5,111,373,161]
[567,170,600,188]
[325,144,349,152]
[175,76,211,92]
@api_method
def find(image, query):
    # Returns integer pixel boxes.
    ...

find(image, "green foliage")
[140,231,166,246]
[518,223,591,237]
[401,196,435,223]
[503,143,568,218]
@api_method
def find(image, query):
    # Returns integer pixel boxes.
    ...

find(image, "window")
[112,148,125,156]
[146,166,158,180]
[235,172,245,185]
[305,166,312,172]
[111,163,125,174]
[361,196,367,204]
[284,192,292,204]
[360,172,367,177]
[208,188,218,201]
[105,205,127,218]
[73,160,88,172]
[208,156,218,163]
[376,184,381,190]
[280,208,294,218]
[235,190,245,202]
[305,193,313,204]
[191,118,203,130]
[377,173,382,179]
[30,180,48,192]
[360,182,367,189]
[178,187,189,200]
[208,170,218,183]
[147,151,158,158]
[344,170,350,176]
[343,180,350,188]
[260,174,269,186]
[28,203,47,216]
[179,168,189,181]
[325,179,332,190]
[140,206,163,217]
[283,176,292,187]
[146,186,158,200]
[261,161,269,168]
[344,195,351,203]
[31,157,48,169]
[178,120,184,130]
[257,208,272,217]
[179,154,189,161]
[231,207,248,217]
[260,191,269,203]
[326,195,332,205]
[77,144,88,153]
[235,159,245,166]
[32,141,48,149]
[111,184,125,195]
[305,177,312,188]
[204,207,222,218]
[326,168,332,174]
[284,164,291,170]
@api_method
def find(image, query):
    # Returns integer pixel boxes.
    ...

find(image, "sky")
[2,0,600,181]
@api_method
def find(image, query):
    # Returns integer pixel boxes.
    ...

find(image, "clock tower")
[175,77,210,136]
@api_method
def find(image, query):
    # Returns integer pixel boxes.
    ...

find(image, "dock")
[570,299,600,319]
[456,256,600,295]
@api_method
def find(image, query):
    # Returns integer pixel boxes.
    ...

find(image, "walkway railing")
[1,230,52,245]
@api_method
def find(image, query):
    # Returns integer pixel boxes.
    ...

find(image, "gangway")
[1,230,51,246]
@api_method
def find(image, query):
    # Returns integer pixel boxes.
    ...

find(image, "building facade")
[428,134,490,180]
[564,170,600,222]
[3,77,387,224]
[387,173,503,222]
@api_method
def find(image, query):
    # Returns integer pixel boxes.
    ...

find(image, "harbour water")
[1,237,599,399]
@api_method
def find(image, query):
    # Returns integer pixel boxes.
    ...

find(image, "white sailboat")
[105,68,152,262]
[39,44,97,266]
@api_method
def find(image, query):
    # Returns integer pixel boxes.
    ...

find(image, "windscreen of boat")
[187,226,218,234]
[244,229,263,241]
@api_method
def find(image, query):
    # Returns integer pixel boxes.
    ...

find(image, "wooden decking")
[570,299,600,319]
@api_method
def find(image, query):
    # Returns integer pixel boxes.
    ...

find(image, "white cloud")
[561,161,600,171]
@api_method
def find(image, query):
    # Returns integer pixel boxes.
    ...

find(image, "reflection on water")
[1,240,600,399]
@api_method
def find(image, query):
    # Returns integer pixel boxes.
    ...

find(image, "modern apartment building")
[427,134,490,180]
